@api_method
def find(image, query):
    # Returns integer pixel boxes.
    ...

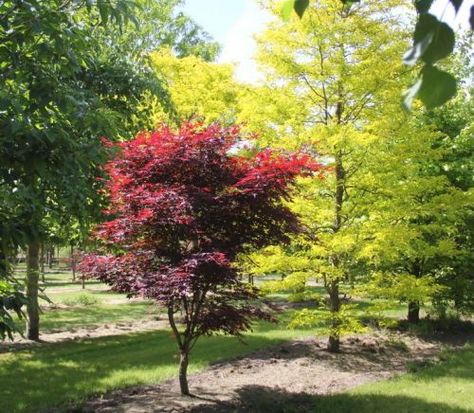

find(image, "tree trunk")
[40,243,45,282]
[26,241,40,341]
[178,350,190,395]
[70,244,76,281]
[0,251,7,275]
[48,246,54,269]
[408,301,420,323]
[326,152,344,353]
[327,281,340,352]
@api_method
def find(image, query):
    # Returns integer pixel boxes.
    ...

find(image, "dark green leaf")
[449,0,463,12]
[415,0,433,13]
[418,65,457,109]
[294,0,309,18]
[413,14,455,64]
[98,3,109,25]
[403,32,433,65]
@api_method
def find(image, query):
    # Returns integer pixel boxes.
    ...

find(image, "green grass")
[225,345,474,413]
[13,269,159,333]
[313,345,474,413]
[0,318,316,413]
[7,268,471,413]
[39,301,157,332]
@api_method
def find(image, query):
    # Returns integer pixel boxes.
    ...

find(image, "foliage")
[80,121,319,394]
[0,278,27,340]
[149,48,241,126]
[417,51,474,315]
[289,304,368,337]
[358,273,443,306]
[283,0,471,109]
[0,0,140,339]
[104,0,220,61]
[0,0,221,340]
[240,245,310,279]
[242,0,410,350]
[356,113,472,322]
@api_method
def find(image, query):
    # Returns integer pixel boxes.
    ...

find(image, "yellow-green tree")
[239,0,412,351]
[357,113,473,323]
[149,48,242,126]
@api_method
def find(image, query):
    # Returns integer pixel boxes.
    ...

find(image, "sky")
[181,0,474,85]
[181,0,270,84]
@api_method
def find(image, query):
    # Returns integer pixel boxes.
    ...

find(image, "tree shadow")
[0,330,284,412]
[187,385,473,413]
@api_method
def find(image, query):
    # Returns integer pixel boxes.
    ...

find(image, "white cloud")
[218,0,271,84]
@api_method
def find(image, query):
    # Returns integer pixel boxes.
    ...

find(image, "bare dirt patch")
[0,317,169,353]
[83,331,473,413]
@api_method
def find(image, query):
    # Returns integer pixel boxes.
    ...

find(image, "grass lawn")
[231,345,474,413]
[12,268,159,333]
[313,344,474,413]
[37,301,157,333]
[6,268,467,413]
[0,317,316,413]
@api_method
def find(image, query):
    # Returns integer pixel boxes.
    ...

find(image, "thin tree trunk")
[167,305,192,396]
[40,243,45,282]
[48,246,54,269]
[178,350,190,395]
[327,281,340,352]
[326,152,344,353]
[408,301,420,323]
[0,251,7,276]
[26,241,40,341]
[70,244,76,282]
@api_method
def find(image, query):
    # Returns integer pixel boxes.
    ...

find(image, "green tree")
[415,38,474,316]
[283,0,470,109]
[0,0,217,340]
[356,116,471,323]
[149,48,241,125]
[240,0,409,351]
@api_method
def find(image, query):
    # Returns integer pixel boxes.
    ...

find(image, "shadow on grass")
[40,303,156,331]
[410,344,474,381]
[188,385,473,413]
[12,302,157,335]
[0,328,288,413]
[189,344,474,413]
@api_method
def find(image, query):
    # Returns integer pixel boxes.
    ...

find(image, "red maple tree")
[80,122,320,395]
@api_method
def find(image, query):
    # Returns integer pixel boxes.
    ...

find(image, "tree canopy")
[281,0,471,109]
[80,122,319,394]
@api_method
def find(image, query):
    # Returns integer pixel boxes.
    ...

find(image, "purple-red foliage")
[80,122,320,339]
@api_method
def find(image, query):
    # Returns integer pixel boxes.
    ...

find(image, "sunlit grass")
[12,269,158,333]
[0,316,317,413]
[312,345,474,413]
